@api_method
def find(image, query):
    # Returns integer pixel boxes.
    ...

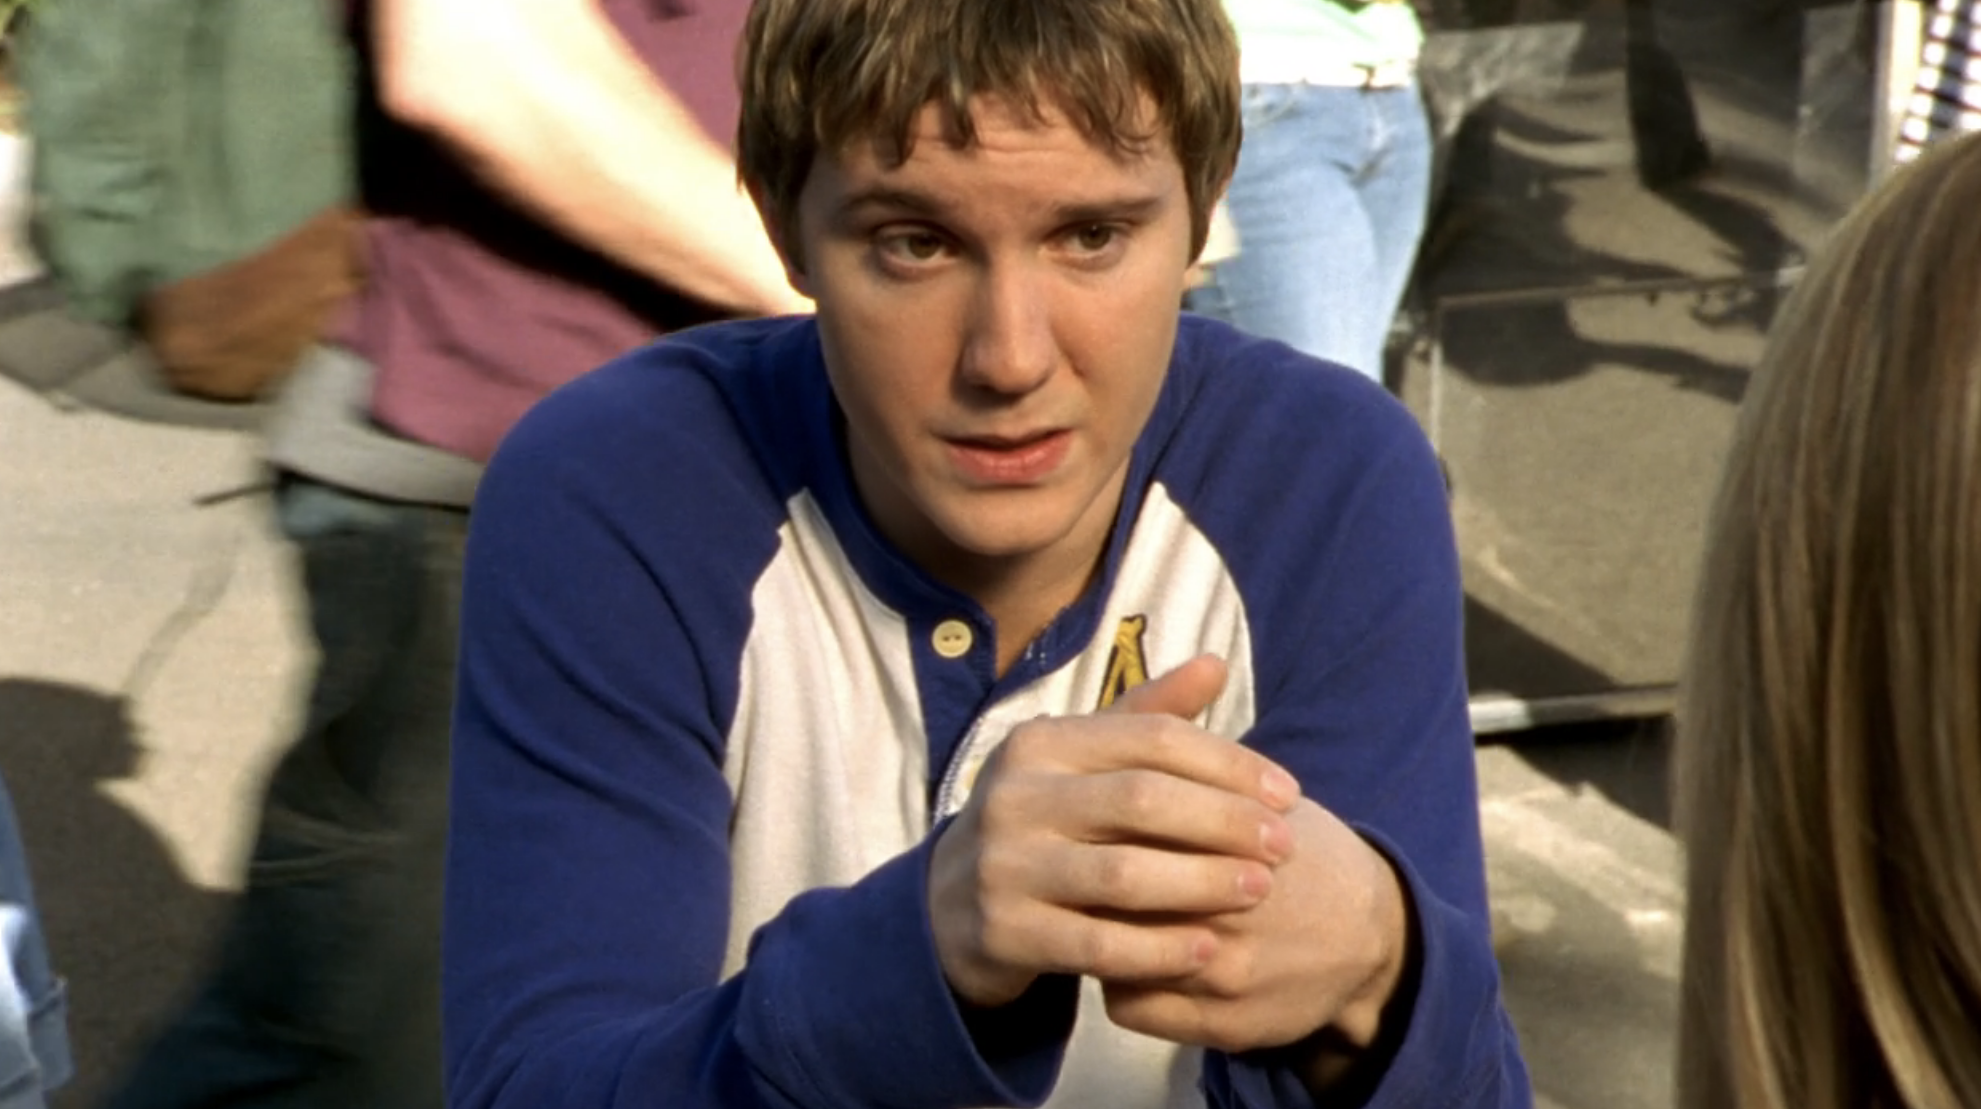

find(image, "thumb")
[1105,654,1227,720]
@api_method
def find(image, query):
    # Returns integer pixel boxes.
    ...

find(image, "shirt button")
[932,619,974,659]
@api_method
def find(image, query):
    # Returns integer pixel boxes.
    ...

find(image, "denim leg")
[1187,82,1433,384]
[0,773,68,1109]
[106,476,464,1109]
[1359,85,1434,361]
[0,912,46,1109]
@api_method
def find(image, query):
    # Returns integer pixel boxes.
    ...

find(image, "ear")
[748,178,814,297]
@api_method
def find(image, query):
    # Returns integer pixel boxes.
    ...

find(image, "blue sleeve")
[1175,357,1530,1108]
[445,363,1074,1109]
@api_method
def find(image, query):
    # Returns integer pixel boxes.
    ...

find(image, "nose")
[957,259,1058,397]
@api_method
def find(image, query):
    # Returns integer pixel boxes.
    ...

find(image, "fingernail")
[1262,767,1299,806]
[1238,866,1272,900]
[1260,819,1292,861]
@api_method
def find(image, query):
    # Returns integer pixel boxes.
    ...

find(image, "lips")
[945,428,1072,485]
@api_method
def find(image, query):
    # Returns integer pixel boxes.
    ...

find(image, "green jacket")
[22,0,354,326]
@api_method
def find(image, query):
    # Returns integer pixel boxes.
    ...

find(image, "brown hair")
[1676,131,1981,1109]
[737,0,1240,262]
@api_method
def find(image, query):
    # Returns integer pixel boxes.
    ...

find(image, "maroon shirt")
[340,0,751,463]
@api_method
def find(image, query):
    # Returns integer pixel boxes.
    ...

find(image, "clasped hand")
[928,655,1409,1055]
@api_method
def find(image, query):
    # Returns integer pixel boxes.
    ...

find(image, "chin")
[931,494,1082,562]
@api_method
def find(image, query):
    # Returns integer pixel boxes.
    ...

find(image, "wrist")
[1297,842,1422,1097]
[1336,854,1412,1046]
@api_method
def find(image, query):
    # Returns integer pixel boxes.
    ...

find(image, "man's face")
[781,94,1195,591]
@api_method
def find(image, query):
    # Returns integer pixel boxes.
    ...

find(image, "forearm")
[449,817,1060,1109]
[373,0,806,316]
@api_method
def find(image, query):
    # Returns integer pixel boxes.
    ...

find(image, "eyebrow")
[836,187,946,219]
[834,186,1169,225]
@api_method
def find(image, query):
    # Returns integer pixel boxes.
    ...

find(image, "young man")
[444,0,1531,1105]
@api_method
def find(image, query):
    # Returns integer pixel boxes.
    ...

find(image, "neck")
[948,546,1108,677]
[844,441,1132,679]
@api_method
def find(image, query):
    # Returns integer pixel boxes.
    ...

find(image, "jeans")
[107,475,464,1109]
[1186,81,1434,385]
[0,775,69,1109]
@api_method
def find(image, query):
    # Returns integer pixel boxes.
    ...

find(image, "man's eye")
[879,231,946,261]
[1072,224,1119,252]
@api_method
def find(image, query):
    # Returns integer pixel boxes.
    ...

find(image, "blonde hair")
[736,0,1241,262]
[1676,132,1981,1109]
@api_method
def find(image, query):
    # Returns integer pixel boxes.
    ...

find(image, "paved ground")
[1482,724,1680,1109]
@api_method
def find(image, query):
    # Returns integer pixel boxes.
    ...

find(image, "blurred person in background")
[0,773,68,1109]
[1675,131,1981,1109]
[103,2,806,1108]
[1186,0,1432,386]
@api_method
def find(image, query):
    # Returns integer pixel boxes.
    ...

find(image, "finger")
[1069,768,1293,862]
[1090,658,1300,811]
[1036,842,1275,915]
[1101,983,1255,1053]
[1105,654,1227,720]
[1046,716,1300,814]
[1006,905,1220,984]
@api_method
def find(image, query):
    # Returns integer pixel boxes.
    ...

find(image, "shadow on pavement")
[1467,598,1676,830]
[1466,596,1615,702]
[1507,715,1674,831]
[1467,607,1682,1108]
[0,678,230,1107]
[1492,847,1680,1108]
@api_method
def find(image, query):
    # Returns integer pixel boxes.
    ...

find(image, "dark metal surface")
[1397,1,1886,722]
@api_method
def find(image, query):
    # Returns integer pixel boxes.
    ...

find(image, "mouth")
[944,428,1072,485]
